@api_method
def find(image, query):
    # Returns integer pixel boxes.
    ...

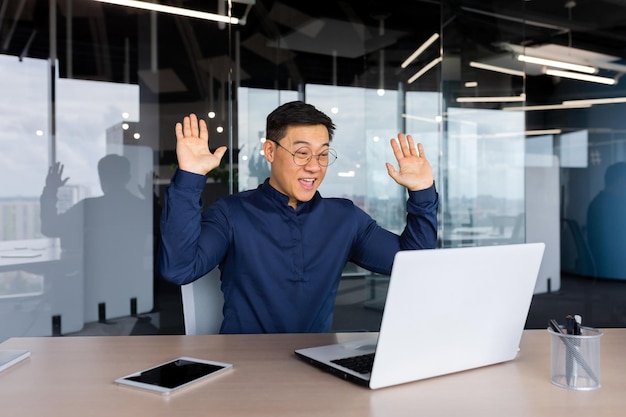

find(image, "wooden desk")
[0,330,625,417]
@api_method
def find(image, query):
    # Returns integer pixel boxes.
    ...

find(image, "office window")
[559,130,589,168]
[442,108,525,246]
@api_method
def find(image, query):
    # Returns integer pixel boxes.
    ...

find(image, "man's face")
[265,124,330,209]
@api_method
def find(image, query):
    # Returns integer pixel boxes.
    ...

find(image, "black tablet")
[114,357,233,395]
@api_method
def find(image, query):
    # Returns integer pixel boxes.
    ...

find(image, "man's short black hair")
[266,101,336,142]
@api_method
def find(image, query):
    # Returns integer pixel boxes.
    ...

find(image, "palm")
[175,113,227,175]
[386,134,434,191]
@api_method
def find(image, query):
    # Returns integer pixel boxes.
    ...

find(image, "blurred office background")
[1,0,626,340]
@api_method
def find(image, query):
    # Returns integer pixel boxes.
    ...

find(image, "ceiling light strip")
[545,69,616,85]
[456,94,526,103]
[503,103,592,111]
[562,97,626,106]
[93,0,239,24]
[469,61,524,77]
[518,54,596,74]
[401,113,440,123]
[401,33,440,69]
[525,129,562,136]
[504,97,626,110]
[407,57,443,84]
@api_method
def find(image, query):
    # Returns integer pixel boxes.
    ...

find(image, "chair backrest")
[181,268,224,335]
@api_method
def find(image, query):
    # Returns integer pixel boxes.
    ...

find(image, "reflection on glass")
[0,55,151,340]
[308,84,406,234]
[526,135,555,167]
[40,151,153,325]
[559,130,589,168]
[443,108,525,247]
[237,87,299,191]
[587,162,626,279]
[405,91,441,190]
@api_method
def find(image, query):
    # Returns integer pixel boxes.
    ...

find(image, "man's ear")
[263,140,275,163]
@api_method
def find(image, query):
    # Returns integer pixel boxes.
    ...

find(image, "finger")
[416,142,425,158]
[385,162,400,183]
[189,113,199,138]
[175,122,183,141]
[199,118,208,141]
[213,146,228,162]
[405,135,419,156]
[396,134,418,156]
[389,138,403,161]
[182,115,192,138]
[397,133,418,157]
[397,133,411,156]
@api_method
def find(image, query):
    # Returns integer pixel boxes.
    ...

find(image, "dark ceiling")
[2,0,626,103]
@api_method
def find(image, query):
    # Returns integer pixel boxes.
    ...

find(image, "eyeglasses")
[269,139,337,167]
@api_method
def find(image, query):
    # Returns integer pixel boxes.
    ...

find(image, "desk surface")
[1,329,625,417]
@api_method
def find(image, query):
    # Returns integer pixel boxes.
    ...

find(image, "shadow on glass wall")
[39,153,153,331]
[586,162,626,280]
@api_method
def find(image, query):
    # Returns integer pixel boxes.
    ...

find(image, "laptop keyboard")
[331,353,375,374]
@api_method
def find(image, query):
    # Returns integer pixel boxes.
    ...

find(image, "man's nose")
[303,156,322,170]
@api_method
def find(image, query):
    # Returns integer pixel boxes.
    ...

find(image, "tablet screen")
[115,357,232,394]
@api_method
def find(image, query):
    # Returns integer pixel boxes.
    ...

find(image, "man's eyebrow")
[292,139,330,147]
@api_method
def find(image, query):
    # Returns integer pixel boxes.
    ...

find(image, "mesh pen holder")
[548,326,602,391]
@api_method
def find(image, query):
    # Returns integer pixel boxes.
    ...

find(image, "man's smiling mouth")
[299,178,316,189]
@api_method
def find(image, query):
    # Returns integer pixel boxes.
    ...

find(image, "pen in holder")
[548,321,602,391]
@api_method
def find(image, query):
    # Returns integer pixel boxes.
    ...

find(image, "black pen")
[566,315,575,335]
[549,319,573,385]
[565,315,575,385]
[548,319,564,334]
[567,314,585,384]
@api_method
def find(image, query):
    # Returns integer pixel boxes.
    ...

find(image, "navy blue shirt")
[158,169,438,334]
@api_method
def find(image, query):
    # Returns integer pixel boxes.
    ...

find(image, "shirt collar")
[260,178,320,212]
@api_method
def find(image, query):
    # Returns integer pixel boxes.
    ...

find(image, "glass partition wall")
[1,0,626,340]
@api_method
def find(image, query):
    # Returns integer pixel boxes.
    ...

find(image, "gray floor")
[525,274,626,329]
[67,272,626,337]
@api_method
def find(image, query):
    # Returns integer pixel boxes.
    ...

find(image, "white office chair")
[181,268,224,335]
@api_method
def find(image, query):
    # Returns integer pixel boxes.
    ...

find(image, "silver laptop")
[295,243,545,389]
